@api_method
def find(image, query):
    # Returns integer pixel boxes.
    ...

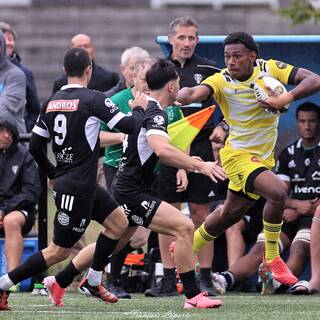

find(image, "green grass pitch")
[1,292,320,320]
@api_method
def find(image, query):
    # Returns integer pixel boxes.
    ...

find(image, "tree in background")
[280,0,320,25]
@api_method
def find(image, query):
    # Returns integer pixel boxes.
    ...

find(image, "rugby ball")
[254,76,290,114]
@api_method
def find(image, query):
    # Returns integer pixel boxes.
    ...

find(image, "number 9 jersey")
[33,84,128,196]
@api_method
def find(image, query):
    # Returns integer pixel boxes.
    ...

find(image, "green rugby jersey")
[102,87,133,168]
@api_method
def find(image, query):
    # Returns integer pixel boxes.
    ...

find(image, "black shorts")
[53,185,118,248]
[281,216,312,242]
[91,186,119,224]
[0,208,35,237]
[114,192,161,228]
[158,137,216,204]
[103,164,118,194]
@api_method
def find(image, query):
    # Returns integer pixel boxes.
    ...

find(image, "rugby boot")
[184,291,223,309]
[78,277,118,303]
[263,257,298,286]
[0,289,10,311]
[43,276,65,307]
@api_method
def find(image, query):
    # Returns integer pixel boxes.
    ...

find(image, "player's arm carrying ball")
[259,68,320,111]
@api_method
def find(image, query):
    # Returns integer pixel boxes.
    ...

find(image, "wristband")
[218,121,230,132]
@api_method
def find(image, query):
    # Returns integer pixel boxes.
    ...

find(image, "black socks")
[91,233,119,271]
[56,261,81,288]
[8,251,48,284]
[179,270,201,299]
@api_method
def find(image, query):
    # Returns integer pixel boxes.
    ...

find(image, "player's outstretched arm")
[114,107,145,134]
[113,91,148,134]
[99,131,125,147]
[147,134,226,183]
[177,85,212,106]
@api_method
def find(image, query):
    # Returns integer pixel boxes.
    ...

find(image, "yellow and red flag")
[168,105,216,152]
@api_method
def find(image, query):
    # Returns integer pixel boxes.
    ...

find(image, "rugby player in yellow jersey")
[176,32,320,286]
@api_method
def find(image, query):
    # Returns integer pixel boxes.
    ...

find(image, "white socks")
[87,268,103,287]
[0,274,14,290]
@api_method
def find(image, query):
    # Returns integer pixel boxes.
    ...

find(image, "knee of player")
[292,229,311,251]
[45,242,71,262]
[116,216,129,234]
[104,209,129,237]
[222,210,243,228]
[3,213,23,232]
[268,186,287,205]
[176,218,195,238]
[130,236,148,249]
[130,227,150,249]
[108,221,129,239]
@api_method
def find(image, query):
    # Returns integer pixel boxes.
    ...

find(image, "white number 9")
[54,114,67,145]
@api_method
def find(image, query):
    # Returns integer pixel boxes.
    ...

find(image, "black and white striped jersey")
[275,139,320,200]
[33,84,143,195]
[114,98,168,196]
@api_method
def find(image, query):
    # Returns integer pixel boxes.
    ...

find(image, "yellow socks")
[263,220,283,262]
[193,223,216,254]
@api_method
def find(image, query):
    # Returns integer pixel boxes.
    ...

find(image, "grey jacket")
[0,31,26,134]
[0,111,41,215]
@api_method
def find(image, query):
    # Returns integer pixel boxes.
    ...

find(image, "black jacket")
[52,60,119,94]
[169,53,222,141]
[104,77,127,97]
[0,111,41,215]
[10,52,41,133]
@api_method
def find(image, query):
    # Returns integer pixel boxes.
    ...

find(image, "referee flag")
[168,105,216,152]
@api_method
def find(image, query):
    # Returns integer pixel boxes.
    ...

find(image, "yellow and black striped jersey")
[202,59,294,159]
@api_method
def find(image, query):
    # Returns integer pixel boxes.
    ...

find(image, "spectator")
[52,33,119,94]
[104,46,149,98]
[146,16,224,298]
[0,111,40,292]
[0,22,44,293]
[282,102,320,295]
[0,31,26,134]
[304,204,320,294]
[0,22,40,133]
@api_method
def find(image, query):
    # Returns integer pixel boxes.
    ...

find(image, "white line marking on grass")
[11,310,191,319]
